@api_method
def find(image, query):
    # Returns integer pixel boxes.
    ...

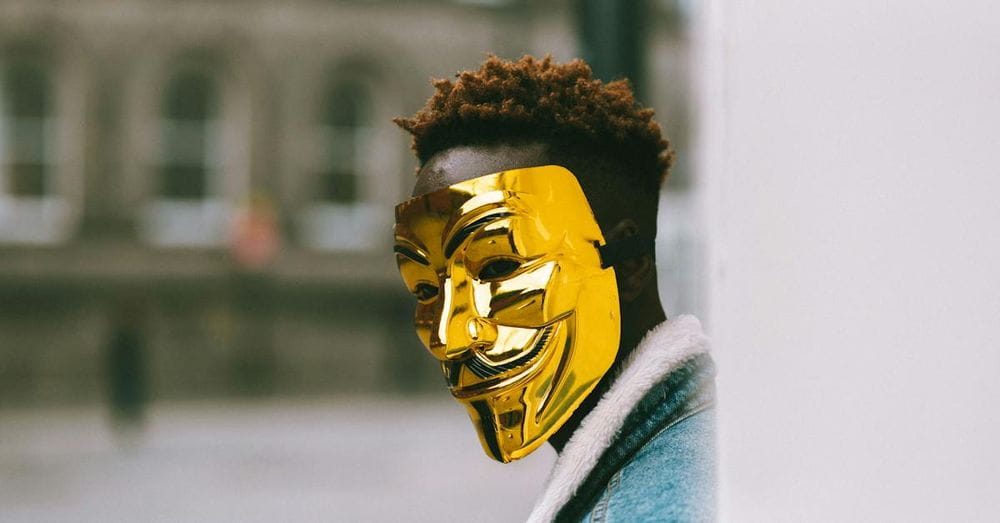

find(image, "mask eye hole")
[478,258,522,281]
[413,283,439,302]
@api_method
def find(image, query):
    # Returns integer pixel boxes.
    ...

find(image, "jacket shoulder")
[584,408,716,522]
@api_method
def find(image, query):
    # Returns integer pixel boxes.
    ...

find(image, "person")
[392,55,715,522]
[106,299,148,448]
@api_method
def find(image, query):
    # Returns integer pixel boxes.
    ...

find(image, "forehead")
[412,142,552,197]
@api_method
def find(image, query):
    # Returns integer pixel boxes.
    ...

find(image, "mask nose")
[467,316,497,344]
[429,272,495,361]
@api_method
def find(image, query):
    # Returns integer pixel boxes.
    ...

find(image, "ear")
[605,219,655,303]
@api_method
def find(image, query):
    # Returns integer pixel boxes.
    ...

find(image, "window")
[160,70,218,200]
[0,57,71,243]
[1,61,49,197]
[143,65,230,246]
[321,81,370,205]
[299,78,378,250]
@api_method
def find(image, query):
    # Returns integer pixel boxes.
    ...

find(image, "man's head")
[393,55,673,460]
[396,55,672,247]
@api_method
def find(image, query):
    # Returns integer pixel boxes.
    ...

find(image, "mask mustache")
[444,324,555,384]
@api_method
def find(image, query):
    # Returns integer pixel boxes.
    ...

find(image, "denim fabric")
[583,409,716,522]
[555,354,716,522]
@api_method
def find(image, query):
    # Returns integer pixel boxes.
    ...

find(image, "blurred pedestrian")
[106,300,148,445]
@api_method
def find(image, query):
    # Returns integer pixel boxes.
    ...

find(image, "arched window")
[143,61,236,247]
[0,53,75,244]
[1,60,51,198]
[159,69,218,200]
[299,76,379,251]
[320,80,371,204]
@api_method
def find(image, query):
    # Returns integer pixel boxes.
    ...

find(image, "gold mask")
[393,165,622,463]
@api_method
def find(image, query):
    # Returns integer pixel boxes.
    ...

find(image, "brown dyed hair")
[394,55,673,193]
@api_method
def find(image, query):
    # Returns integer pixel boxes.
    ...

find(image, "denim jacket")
[567,355,715,522]
[527,316,716,523]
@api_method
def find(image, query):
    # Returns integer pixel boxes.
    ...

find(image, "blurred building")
[0,0,694,406]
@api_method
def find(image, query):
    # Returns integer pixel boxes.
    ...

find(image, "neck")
[547,287,667,452]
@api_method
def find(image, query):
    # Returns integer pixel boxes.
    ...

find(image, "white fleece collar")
[526,315,710,523]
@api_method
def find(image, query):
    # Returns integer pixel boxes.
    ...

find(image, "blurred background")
[0,0,699,521]
[4,0,1000,521]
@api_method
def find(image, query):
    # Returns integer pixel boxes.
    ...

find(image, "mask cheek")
[482,261,564,326]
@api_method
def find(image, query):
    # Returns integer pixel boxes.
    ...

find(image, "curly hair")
[394,55,673,192]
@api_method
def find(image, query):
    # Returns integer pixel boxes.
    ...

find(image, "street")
[0,398,555,522]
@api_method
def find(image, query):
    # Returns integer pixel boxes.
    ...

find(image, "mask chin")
[464,312,586,463]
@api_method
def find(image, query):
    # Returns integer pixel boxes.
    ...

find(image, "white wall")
[695,1,1000,521]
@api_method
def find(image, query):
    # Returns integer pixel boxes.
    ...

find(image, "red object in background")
[230,195,281,270]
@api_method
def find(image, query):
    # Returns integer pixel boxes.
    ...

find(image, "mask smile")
[445,318,565,399]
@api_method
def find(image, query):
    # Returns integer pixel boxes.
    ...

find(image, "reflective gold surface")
[393,165,621,462]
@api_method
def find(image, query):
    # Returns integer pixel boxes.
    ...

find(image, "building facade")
[0,0,693,405]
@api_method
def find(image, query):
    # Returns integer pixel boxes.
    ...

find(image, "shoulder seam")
[630,399,715,461]
[588,469,622,523]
